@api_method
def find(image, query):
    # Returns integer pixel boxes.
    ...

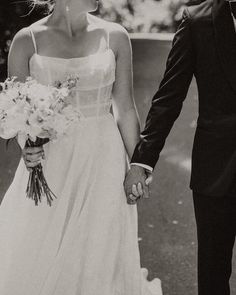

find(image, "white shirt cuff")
[130,163,153,172]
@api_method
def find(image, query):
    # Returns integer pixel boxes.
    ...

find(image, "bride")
[0,0,162,294]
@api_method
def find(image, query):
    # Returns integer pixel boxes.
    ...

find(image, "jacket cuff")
[130,163,153,172]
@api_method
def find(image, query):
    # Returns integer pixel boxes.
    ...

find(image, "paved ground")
[137,84,198,295]
[136,78,199,294]
[0,36,236,294]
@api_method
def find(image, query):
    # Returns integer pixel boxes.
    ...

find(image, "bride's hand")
[22,146,45,172]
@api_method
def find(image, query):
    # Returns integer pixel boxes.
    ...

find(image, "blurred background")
[0,0,202,80]
[0,1,235,295]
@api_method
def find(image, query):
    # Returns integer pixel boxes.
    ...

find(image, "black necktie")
[229,1,236,19]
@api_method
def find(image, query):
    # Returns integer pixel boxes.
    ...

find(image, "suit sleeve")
[131,9,195,169]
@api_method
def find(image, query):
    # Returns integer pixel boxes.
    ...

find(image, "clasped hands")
[124,165,153,205]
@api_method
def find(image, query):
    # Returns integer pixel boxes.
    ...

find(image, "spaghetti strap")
[29,26,38,54]
[106,28,110,50]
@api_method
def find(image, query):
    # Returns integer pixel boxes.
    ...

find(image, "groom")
[125,0,236,294]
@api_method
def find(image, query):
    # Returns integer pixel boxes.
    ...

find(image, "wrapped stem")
[25,137,56,206]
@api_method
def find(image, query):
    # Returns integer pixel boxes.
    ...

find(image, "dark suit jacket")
[131,0,236,196]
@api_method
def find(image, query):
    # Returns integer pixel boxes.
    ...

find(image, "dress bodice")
[29,35,116,119]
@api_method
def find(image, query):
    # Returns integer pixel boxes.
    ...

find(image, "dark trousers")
[193,192,236,295]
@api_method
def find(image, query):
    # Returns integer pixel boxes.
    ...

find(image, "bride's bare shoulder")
[9,27,33,59]
[10,18,47,57]
[90,15,130,51]
[13,17,47,45]
[90,15,128,35]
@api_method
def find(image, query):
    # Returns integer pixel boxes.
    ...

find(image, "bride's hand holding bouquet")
[0,76,80,206]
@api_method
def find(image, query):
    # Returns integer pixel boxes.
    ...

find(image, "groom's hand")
[124,166,153,205]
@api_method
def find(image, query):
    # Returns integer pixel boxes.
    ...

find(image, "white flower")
[0,93,15,111]
[57,87,69,98]
[25,83,52,104]
[5,88,19,101]
[0,111,27,139]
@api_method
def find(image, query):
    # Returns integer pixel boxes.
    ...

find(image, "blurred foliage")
[0,0,42,80]
[0,0,200,80]
[100,0,205,32]
[100,0,186,33]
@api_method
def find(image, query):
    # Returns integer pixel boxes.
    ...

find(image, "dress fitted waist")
[76,101,112,120]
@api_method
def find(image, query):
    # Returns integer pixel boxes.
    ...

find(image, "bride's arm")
[7,28,44,170]
[111,25,140,160]
[8,28,33,81]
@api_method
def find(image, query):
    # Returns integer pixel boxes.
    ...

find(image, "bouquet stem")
[26,138,56,206]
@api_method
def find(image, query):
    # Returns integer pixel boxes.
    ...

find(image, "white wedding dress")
[0,26,162,295]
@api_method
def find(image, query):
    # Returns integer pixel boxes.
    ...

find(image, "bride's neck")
[49,3,89,38]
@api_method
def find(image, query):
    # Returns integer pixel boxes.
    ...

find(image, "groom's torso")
[189,0,236,195]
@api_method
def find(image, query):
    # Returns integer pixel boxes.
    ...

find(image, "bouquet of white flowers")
[0,76,80,206]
